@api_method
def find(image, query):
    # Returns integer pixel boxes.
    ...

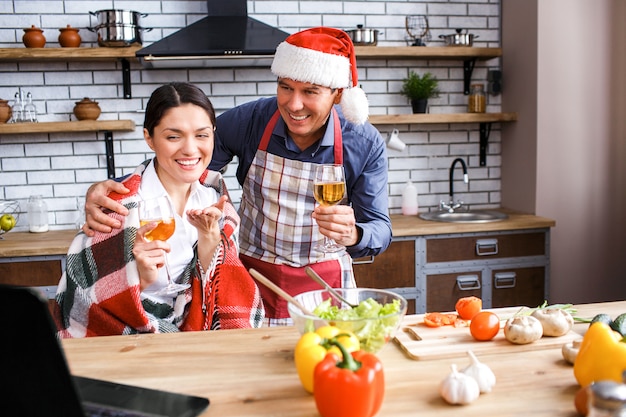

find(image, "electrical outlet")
[488,70,502,95]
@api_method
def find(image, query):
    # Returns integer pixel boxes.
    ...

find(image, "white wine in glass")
[138,196,190,296]
[313,164,346,253]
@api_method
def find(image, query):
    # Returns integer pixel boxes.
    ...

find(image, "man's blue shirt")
[210,97,392,258]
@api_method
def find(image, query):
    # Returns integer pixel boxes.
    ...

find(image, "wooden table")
[62,301,623,416]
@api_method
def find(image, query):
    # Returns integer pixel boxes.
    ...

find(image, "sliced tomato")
[423,312,458,327]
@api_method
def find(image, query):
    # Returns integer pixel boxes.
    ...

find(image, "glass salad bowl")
[288,287,408,353]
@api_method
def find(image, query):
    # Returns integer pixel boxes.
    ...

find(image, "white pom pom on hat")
[271,26,369,125]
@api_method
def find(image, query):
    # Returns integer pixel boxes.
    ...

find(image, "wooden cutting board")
[393,306,583,361]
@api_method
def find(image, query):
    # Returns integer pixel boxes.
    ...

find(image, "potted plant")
[400,71,440,113]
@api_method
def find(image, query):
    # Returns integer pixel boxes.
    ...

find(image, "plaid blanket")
[53,160,265,338]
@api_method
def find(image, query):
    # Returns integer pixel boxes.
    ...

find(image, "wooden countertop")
[0,210,554,258]
[0,229,77,257]
[62,301,623,417]
[391,209,555,237]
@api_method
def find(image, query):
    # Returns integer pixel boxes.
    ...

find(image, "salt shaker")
[27,195,49,233]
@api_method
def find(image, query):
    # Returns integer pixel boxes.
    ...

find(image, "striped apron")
[239,109,355,323]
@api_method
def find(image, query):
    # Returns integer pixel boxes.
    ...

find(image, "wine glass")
[313,164,346,253]
[138,196,190,296]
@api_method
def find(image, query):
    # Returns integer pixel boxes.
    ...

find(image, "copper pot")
[0,99,12,123]
[73,98,101,120]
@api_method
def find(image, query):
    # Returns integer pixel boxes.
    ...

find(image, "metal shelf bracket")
[121,58,132,99]
[463,58,477,95]
[479,122,492,166]
[104,131,115,178]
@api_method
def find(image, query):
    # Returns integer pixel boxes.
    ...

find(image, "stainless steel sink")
[419,210,508,223]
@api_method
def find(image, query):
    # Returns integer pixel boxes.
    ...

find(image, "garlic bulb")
[439,363,480,405]
[462,350,496,393]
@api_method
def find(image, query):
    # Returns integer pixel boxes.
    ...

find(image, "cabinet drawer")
[426,271,482,312]
[353,240,415,289]
[426,232,546,263]
[0,260,62,287]
[491,267,545,308]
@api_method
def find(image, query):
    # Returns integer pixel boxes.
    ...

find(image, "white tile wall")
[0,0,502,231]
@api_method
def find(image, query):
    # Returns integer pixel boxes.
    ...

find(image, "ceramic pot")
[58,25,81,47]
[23,25,46,48]
[73,98,101,120]
[0,99,12,123]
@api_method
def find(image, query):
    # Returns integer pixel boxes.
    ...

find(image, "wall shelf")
[0,120,135,134]
[0,120,136,179]
[0,46,140,61]
[369,112,516,125]
[354,46,502,60]
[370,112,517,167]
[0,47,140,99]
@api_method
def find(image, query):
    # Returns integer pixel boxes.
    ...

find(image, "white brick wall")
[0,0,502,231]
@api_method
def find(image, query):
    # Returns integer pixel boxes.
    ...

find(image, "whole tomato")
[455,296,482,320]
[470,311,500,341]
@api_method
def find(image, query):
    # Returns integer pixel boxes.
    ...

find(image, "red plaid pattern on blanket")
[53,160,264,337]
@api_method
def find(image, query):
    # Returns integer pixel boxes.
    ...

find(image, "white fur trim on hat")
[271,41,351,88]
[341,87,369,125]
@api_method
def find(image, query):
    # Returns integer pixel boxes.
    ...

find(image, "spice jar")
[27,195,49,233]
[73,98,101,120]
[0,99,11,123]
[58,25,81,47]
[22,25,46,48]
[468,83,486,113]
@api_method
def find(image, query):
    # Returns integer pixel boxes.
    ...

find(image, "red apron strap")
[331,108,343,164]
[258,110,281,151]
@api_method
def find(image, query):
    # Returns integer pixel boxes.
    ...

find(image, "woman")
[54,83,265,337]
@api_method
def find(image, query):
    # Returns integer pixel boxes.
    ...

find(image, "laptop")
[0,284,210,417]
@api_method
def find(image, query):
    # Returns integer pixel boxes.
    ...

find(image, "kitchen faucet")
[440,158,469,212]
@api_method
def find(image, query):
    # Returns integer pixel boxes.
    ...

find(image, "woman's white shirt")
[138,159,218,304]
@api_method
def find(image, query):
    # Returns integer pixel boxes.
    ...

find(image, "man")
[83,27,392,325]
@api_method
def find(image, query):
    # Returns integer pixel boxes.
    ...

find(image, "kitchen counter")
[62,300,622,417]
[0,229,77,258]
[391,209,555,237]
[0,211,554,259]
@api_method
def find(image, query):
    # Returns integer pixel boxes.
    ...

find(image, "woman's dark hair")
[143,82,216,136]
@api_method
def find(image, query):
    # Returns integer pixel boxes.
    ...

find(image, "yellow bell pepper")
[294,325,360,393]
[574,322,626,387]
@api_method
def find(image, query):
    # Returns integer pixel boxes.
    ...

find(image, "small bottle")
[468,83,486,113]
[588,380,626,417]
[401,181,419,216]
[27,195,49,233]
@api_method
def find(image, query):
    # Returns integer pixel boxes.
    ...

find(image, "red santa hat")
[271,26,369,125]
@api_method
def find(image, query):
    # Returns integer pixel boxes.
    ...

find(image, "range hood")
[136,0,289,69]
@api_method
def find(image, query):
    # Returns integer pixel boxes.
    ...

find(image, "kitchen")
[1,0,624,306]
[0,0,625,415]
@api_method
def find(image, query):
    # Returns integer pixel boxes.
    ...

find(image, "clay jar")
[58,25,81,47]
[0,99,12,123]
[73,98,101,121]
[23,25,46,48]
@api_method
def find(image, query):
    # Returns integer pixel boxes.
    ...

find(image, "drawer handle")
[476,238,498,256]
[456,275,481,291]
[494,272,516,289]
[352,255,375,265]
